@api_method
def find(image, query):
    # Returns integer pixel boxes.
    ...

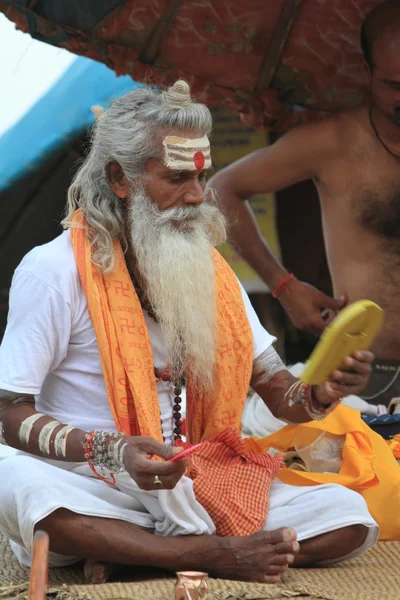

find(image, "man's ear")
[107,161,129,199]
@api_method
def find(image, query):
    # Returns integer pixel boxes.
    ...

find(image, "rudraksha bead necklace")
[131,270,184,444]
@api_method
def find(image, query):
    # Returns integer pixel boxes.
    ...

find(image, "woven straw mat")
[0,529,399,600]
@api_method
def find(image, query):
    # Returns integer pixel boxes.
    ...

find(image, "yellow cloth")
[247,405,400,540]
[70,209,253,443]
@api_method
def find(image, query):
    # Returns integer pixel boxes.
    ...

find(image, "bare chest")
[355,183,400,242]
[343,148,400,242]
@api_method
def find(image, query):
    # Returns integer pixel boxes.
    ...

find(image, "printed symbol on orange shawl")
[212,409,237,429]
[113,280,130,296]
[122,358,135,374]
[119,318,137,335]
[219,343,234,359]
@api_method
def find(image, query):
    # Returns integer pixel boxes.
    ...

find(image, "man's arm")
[209,119,345,335]
[0,392,87,460]
[250,347,374,424]
[0,392,186,490]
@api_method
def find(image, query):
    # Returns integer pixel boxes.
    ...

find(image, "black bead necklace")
[130,270,183,443]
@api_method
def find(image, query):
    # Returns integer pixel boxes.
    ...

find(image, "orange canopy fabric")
[0,0,383,131]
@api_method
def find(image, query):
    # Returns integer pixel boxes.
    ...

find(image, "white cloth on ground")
[0,453,378,568]
[242,363,387,439]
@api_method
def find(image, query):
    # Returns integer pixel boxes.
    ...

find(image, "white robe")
[0,452,378,568]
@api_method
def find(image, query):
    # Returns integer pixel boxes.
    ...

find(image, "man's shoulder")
[17,230,79,296]
[334,105,368,129]
[294,107,364,138]
[286,106,367,163]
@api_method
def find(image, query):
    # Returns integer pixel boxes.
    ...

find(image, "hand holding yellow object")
[301,300,384,387]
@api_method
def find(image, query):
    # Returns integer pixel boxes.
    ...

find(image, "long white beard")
[127,185,227,390]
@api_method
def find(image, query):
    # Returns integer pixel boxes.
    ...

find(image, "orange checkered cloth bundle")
[186,428,282,537]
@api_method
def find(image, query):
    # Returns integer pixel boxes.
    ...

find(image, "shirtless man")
[209,0,400,407]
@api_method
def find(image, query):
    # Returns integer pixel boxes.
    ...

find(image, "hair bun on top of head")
[162,80,192,109]
[91,105,105,121]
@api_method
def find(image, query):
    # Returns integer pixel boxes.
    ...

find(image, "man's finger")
[309,316,327,336]
[152,472,184,490]
[351,350,374,364]
[136,455,188,476]
[331,371,365,386]
[342,360,372,377]
[139,437,178,460]
[315,291,346,311]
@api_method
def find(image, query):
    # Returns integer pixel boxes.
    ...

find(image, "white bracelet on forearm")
[54,425,75,458]
[18,413,45,448]
[38,420,62,455]
[251,346,286,386]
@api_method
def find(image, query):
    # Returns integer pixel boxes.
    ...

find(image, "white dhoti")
[0,453,378,569]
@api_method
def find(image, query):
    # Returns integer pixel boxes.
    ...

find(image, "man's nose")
[183,180,205,205]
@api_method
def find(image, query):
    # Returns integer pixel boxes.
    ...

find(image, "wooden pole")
[255,0,303,91]
[28,531,49,600]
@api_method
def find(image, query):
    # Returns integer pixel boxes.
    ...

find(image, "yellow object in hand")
[300,300,384,386]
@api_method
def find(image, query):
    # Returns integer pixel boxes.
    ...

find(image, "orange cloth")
[187,428,282,536]
[249,405,400,540]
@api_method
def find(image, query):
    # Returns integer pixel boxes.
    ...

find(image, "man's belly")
[329,258,400,360]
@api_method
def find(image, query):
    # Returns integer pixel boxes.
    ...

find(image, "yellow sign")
[210,107,280,293]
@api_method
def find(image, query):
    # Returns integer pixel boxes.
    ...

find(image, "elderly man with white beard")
[0,81,378,585]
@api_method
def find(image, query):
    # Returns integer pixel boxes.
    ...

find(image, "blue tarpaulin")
[0,56,140,193]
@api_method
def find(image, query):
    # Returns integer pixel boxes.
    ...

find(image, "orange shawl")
[70,209,253,444]
[70,210,283,537]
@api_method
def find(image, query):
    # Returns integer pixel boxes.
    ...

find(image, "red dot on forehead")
[193,151,205,169]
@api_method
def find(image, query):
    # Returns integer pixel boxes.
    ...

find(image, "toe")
[281,527,297,542]
[265,564,288,575]
[262,573,282,584]
[265,527,297,545]
[275,540,300,555]
[269,553,295,566]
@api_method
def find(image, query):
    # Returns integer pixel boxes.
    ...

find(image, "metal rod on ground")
[28,530,49,600]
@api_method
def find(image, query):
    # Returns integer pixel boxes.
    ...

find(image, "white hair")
[128,183,227,389]
[62,80,212,272]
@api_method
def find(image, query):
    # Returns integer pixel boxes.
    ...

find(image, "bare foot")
[84,559,116,584]
[209,527,299,583]
[84,528,298,584]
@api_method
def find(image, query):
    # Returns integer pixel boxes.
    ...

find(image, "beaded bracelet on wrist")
[83,430,126,486]
[284,380,336,421]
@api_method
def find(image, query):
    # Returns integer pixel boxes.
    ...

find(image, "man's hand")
[313,351,374,405]
[123,436,187,490]
[278,279,347,336]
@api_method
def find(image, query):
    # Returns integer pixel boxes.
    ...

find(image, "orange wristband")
[272,273,295,299]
